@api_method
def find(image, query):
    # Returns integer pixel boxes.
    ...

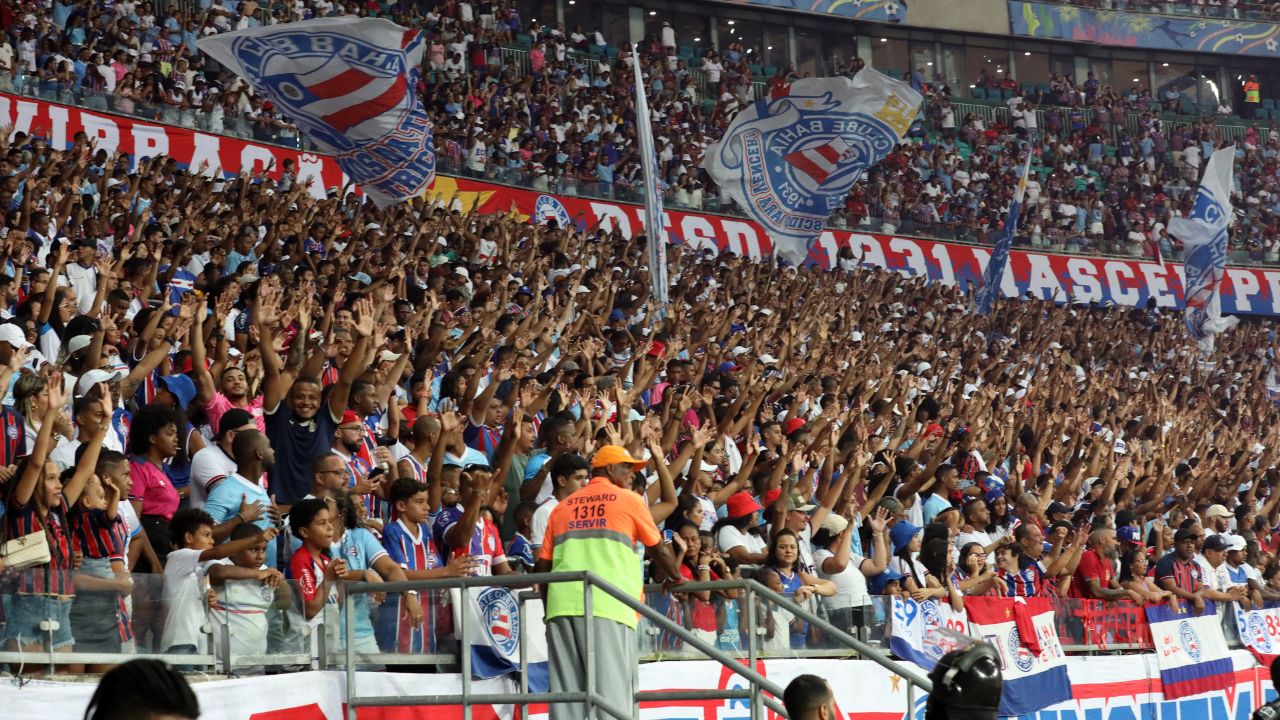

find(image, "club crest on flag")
[535,195,573,228]
[704,71,920,262]
[478,587,520,656]
[199,17,436,207]
[1178,620,1202,661]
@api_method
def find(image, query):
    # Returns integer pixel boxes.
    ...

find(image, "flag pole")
[631,54,670,318]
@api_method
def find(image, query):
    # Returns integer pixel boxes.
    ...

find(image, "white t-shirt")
[814,547,872,609]
[956,529,996,564]
[530,496,559,550]
[49,431,124,470]
[189,445,237,510]
[65,262,98,315]
[717,525,767,559]
[210,560,272,659]
[161,547,217,651]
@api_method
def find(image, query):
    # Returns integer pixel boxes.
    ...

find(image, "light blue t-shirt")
[332,528,388,640]
[205,472,278,568]
[922,493,952,525]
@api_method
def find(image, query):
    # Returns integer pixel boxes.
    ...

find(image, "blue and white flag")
[889,596,970,669]
[199,17,435,207]
[458,586,549,691]
[632,57,669,315]
[1170,146,1237,341]
[704,71,920,263]
[975,151,1033,315]
[1146,600,1233,699]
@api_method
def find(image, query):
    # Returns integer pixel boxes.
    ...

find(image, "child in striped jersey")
[68,470,134,665]
[377,478,472,653]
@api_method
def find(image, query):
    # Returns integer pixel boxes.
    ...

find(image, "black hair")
[783,674,832,720]
[389,477,428,507]
[550,453,591,486]
[84,659,199,720]
[289,497,330,540]
[333,490,360,531]
[96,449,127,474]
[229,522,264,542]
[127,403,186,456]
[169,508,215,549]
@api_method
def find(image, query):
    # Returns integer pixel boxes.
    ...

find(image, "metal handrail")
[343,571,796,720]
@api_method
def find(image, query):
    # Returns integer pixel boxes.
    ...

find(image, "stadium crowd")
[0,0,1274,675]
[0,104,1272,666]
[1,0,1279,264]
[1045,0,1280,20]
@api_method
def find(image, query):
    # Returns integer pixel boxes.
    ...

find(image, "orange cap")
[591,444,647,470]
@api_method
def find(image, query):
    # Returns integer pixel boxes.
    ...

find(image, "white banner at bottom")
[2,650,1273,720]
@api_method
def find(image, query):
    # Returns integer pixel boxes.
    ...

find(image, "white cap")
[1225,534,1247,552]
[758,354,780,365]
[0,324,31,350]
[76,366,127,396]
[67,335,93,355]
[377,350,402,363]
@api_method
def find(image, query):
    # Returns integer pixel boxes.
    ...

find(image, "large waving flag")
[632,57,669,315]
[964,596,1071,716]
[1170,146,1237,340]
[704,71,920,263]
[976,151,1033,315]
[200,17,435,207]
[1147,600,1233,699]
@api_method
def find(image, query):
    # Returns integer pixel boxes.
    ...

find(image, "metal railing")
[342,572,935,720]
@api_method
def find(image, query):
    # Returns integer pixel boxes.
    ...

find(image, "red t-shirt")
[290,545,331,604]
[1069,548,1115,599]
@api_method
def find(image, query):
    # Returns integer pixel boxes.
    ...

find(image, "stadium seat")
[1001,89,1013,100]
[1263,98,1276,109]
[588,45,606,58]
[971,87,987,100]
[516,33,533,48]
[763,66,777,78]
[1036,82,1051,95]
[748,63,763,76]
[678,46,695,60]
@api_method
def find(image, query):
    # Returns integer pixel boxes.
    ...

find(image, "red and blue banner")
[965,597,1072,717]
[1147,601,1234,700]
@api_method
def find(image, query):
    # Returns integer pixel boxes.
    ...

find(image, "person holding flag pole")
[631,57,670,317]
[976,151,1034,315]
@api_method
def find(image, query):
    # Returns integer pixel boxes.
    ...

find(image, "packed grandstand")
[0,0,1279,717]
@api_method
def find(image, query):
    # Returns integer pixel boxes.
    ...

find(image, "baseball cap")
[0,324,31,350]
[726,490,762,519]
[1205,504,1231,519]
[787,493,817,512]
[66,335,93,355]
[1046,501,1072,517]
[591,444,647,470]
[1224,534,1247,552]
[76,366,128,396]
[218,408,256,437]
[1116,525,1143,545]
[338,410,363,428]
[869,569,905,594]
[377,350,402,363]
[1202,534,1230,552]
[819,513,849,535]
[348,272,373,285]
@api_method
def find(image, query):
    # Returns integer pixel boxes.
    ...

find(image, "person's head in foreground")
[783,674,837,720]
[84,659,199,720]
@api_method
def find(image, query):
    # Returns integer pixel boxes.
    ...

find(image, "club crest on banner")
[1008,627,1036,672]
[478,587,520,656]
[1241,611,1273,653]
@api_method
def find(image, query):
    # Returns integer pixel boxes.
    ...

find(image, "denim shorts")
[6,594,74,649]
